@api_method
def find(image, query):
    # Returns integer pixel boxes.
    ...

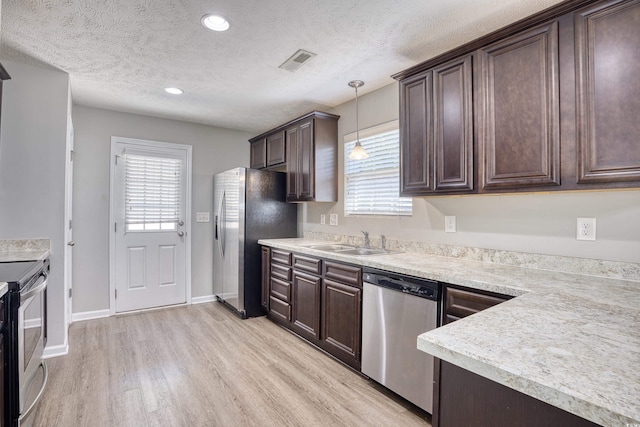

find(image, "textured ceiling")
[1,0,565,133]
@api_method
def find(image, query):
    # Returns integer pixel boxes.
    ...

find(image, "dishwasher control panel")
[363,269,439,301]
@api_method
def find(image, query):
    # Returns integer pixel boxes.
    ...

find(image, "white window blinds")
[125,153,182,231]
[344,124,412,216]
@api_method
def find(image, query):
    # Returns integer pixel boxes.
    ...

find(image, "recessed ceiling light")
[164,87,183,95]
[201,14,230,31]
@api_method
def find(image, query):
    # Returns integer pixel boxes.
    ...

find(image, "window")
[344,121,412,216]
[125,153,182,231]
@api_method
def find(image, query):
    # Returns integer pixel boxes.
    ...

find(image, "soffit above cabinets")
[1,0,565,132]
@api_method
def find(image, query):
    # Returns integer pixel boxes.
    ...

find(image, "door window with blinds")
[344,121,412,216]
[124,153,183,231]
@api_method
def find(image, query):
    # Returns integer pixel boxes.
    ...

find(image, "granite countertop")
[0,239,51,262]
[0,282,7,298]
[259,238,640,426]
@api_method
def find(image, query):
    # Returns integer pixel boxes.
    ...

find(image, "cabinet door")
[297,119,315,200]
[433,55,474,192]
[285,126,299,200]
[322,279,362,369]
[400,71,433,195]
[250,139,267,169]
[479,21,560,189]
[266,131,286,167]
[575,0,640,183]
[261,247,270,311]
[292,271,321,340]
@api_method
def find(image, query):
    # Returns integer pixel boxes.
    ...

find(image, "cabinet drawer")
[271,263,291,281]
[271,249,292,266]
[292,254,322,275]
[270,277,291,302]
[269,296,291,322]
[324,261,362,287]
[446,287,508,319]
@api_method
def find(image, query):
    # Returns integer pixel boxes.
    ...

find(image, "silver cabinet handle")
[67,241,76,246]
[177,231,185,237]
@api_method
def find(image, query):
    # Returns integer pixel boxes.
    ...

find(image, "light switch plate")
[196,212,210,223]
[329,213,338,226]
[320,214,326,225]
[445,215,456,233]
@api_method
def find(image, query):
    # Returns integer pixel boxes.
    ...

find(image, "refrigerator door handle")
[214,215,219,240]
[220,190,226,257]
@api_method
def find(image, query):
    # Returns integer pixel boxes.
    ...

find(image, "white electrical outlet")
[329,213,338,226]
[444,215,457,233]
[576,217,596,241]
[196,212,210,223]
[320,214,326,225]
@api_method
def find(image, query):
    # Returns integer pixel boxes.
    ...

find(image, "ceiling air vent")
[278,49,317,72]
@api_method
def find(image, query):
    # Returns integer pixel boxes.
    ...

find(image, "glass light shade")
[201,14,230,31]
[349,142,369,160]
[164,87,183,95]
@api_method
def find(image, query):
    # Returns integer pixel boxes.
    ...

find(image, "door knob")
[177,231,185,237]
[178,220,185,226]
[67,241,76,246]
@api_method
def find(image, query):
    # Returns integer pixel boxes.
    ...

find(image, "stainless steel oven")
[1,259,49,427]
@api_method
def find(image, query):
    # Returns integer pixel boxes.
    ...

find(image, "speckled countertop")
[259,238,640,426]
[0,239,50,262]
[0,282,7,298]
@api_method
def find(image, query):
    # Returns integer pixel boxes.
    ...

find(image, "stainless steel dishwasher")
[362,268,440,414]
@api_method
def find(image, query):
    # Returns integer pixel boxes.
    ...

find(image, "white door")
[64,116,74,325]
[111,138,192,313]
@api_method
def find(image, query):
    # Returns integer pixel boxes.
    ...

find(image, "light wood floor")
[34,302,431,426]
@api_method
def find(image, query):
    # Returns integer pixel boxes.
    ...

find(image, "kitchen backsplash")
[0,239,50,252]
[303,231,640,282]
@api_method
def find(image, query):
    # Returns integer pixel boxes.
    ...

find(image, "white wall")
[0,59,70,348]
[305,83,640,263]
[71,105,253,313]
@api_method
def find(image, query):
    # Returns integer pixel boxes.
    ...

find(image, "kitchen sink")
[334,248,395,256]
[308,244,357,251]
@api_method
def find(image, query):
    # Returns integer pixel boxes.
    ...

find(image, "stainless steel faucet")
[361,231,370,248]
[381,235,386,251]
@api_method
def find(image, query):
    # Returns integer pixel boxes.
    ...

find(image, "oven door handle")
[19,361,48,422]
[21,274,48,303]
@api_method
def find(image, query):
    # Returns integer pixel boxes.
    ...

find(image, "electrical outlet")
[576,217,596,241]
[329,213,338,226]
[196,212,210,223]
[320,214,326,225]
[444,215,457,233]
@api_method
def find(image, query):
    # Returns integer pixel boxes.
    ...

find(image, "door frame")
[108,136,193,315]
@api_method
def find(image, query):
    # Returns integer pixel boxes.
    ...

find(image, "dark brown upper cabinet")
[394,0,640,195]
[434,55,474,192]
[575,0,640,184]
[400,71,433,195]
[399,54,473,196]
[266,131,286,167]
[478,21,561,190]
[250,138,267,169]
[249,111,339,202]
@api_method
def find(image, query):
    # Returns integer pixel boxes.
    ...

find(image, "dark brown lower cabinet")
[261,247,270,312]
[321,279,361,370]
[435,360,600,427]
[291,271,321,341]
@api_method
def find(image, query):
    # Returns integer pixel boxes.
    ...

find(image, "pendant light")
[348,80,368,160]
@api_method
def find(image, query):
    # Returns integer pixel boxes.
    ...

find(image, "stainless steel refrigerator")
[213,167,297,318]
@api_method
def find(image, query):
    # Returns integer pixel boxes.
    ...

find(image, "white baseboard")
[72,309,111,323]
[24,318,42,329]
[43,343,69,359]
[191,295,216,304]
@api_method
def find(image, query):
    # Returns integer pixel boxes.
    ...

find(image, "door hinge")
[115,289,118,299]
[70,150,76,161]
[69,288,72,298]
[69,219,72,229]
[114,222,117,232]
